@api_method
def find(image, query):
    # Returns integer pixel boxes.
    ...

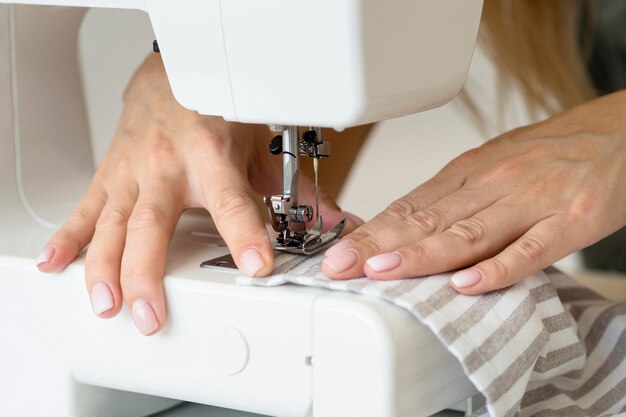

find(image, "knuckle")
[202,128,227,145]
[386,198,418,219]
[344,230,368,242]
[127,205,165,232]
[50,228,82,252]
[482,159,518,182]
[85,254,118,280]
[566,190,597,225]
[198,130,232,159]
[514,236,545,262]
[448,218,487,244]
[406,208,445,234]
[146,131,176,160]
[211,189,252,223]
[354,238,383,256]
[223,223,268,251]
[121,267,156,293]
[96,206,128,230]
[68,207,91,224]
[475,153,531,186]
[490,258,510,282]
[404,244,429,263]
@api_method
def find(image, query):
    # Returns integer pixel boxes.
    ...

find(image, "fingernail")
[366,253,401,272]
[239,248,265,277]
[322,250,358,273]
[36,246,55,267]
[91,282,114,316]
[131,300,159,336]
[451,269,482,289]
[343,211,365,224]
[325,239,354,257]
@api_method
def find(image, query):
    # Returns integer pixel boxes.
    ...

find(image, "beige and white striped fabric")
[237,255,626,417]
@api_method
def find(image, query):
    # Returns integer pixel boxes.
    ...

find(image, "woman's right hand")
[35,54,355,335]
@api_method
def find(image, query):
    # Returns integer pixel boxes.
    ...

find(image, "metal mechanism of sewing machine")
[264,125,341,255]
[156,38,337,255]
[0,1,484,416]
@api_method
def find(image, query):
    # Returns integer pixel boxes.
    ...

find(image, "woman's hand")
[322,90,626,294]
[36,54,354,335]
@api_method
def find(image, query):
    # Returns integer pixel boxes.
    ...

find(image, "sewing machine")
[0,1,483,416]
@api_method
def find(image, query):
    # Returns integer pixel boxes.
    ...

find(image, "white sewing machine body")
[0,1,482,415]
[2,217,477,417]
[2,0,483,128]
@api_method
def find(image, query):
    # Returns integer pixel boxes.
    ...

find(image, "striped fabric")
[237,255,626,417]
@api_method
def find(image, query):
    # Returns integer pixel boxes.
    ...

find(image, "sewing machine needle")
[312,157,322,235]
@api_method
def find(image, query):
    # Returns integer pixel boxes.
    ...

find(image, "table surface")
[150,402,466,417]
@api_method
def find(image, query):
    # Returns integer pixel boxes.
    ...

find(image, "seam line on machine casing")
[9,5,60,229]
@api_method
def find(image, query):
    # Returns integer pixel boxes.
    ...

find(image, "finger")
[323,188,499,279]
[120,181,183,336]
[340,174,466,244]
[202,165,274,278]
[359,199,541,280]
[449,214,571,295]
[84,186,138,318]
[38,183,107,273]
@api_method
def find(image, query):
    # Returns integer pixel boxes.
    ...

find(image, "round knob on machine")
[207,325,249,376]
[269,135,283,155]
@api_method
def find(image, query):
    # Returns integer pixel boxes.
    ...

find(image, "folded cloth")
[237,254,626,417]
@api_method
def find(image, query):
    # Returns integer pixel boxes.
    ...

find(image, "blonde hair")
[478,0,596,117]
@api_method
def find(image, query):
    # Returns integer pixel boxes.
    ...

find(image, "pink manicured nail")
[36,246,55,267]
[239,248,265,277]
[325,239,354,257]
[451,269,482,288]
[366,253,401,272]
[343,212,365,224]
[322,250,358,273]
[131,300,159,336]
[91,282,114,316]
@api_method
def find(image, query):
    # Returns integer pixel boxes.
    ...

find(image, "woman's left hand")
[322,90,626,294]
